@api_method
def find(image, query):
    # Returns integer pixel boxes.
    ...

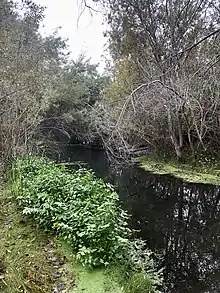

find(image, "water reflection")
[115,167,220,293]
[65,146,220,292]
[62,145,110,178]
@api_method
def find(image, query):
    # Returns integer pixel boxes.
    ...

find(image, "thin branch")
[164,28,220,62]
[83,0,99,13]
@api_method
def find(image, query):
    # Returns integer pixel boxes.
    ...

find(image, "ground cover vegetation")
[0,185,75,293]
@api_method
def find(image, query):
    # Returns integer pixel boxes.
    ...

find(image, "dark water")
[64,146,220,293]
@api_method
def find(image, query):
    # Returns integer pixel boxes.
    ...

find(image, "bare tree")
[90,0,220,159]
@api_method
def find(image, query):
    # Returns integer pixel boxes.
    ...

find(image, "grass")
[0,186,75,293]
[139,154,220,185]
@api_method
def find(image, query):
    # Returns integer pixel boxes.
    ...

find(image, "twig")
[164,29,220,62]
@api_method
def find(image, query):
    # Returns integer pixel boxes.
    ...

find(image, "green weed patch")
[10,157,131,268]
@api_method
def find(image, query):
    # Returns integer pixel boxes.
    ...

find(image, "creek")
[61,145,220,293]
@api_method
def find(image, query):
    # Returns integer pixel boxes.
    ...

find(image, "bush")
[10,157,131,267]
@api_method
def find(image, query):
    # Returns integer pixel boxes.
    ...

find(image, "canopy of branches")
[90,0,220,159]
[1,0,220,163]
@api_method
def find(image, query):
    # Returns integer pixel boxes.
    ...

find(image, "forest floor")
[140,155,220,185]
[0,185,123,293]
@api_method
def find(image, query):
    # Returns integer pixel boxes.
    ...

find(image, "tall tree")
[0,0,67,163]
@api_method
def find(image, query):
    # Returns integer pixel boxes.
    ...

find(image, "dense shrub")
[10,157,131,267]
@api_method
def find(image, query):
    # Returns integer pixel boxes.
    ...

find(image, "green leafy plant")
[10,157,131,267]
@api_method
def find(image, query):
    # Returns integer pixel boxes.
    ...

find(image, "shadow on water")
[63,146,220,293]
[62,145,110,178]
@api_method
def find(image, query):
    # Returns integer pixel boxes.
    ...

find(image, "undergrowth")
[9,156,163,292]
[0,187,74,293]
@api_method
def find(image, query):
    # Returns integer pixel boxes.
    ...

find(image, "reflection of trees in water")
[117,167,220,293]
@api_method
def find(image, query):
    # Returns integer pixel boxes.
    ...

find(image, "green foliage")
[0,0,68,163]
[124,272,155,293]
[9,157,164,292]
[107,262,161,293]
[103,59,140,103]
[56,58,106,109]
[10,157,131,268]
[43,57,108,143]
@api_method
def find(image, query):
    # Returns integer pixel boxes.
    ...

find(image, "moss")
[57,241,124,293]
[69,264,123,293]
[139,156,220,185]
[58,242,157,293]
